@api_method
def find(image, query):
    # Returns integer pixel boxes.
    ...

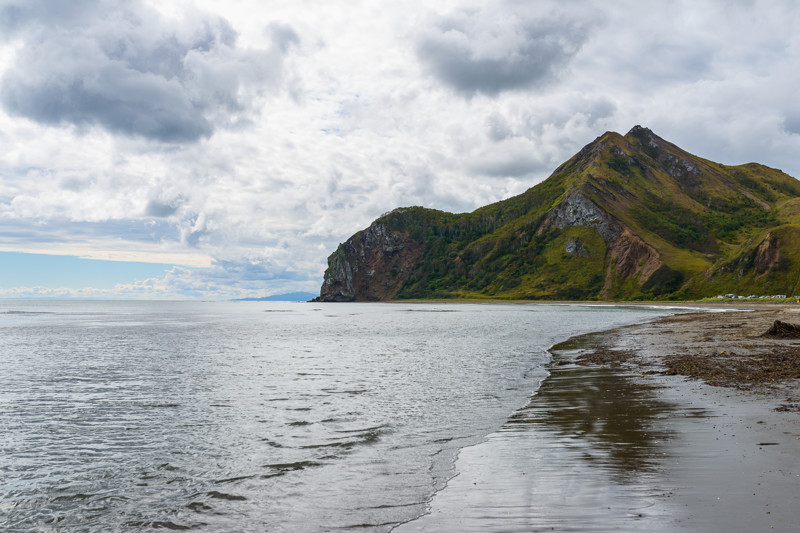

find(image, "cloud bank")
[0,0,297,142]
[0,0,799,299]
[416,3,592,96]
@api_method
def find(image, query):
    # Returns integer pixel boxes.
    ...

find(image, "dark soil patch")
[663,347,800,390]
[762,320,800,339]
[775,398,800,413]
[575,348,636,367]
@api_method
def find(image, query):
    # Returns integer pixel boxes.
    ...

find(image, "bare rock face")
[316,223,423,302]
[538,191,621,243]
[318,247,355,302]
[663,153,702,190]
[610,230,661,279]
[754,233,780,275]
[564,237,589,257]
[601,230,663,297]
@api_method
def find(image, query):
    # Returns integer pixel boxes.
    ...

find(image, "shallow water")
[397,356,690,531]
[0,301,673,531]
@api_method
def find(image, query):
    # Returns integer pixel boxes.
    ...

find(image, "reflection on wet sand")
[397,340,704,532]
[505,364,675,483]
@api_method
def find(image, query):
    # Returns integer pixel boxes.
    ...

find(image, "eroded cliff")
[316,222,423,302]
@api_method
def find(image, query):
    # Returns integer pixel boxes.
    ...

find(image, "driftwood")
[762,320,800,339]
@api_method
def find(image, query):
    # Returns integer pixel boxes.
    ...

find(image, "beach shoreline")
[552,305,800,531]
[396,304,800,532]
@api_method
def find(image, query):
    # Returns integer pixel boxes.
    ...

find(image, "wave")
[206,490,247,501]
[1,310,55,315]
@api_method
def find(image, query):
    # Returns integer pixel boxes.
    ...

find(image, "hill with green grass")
[316,126,800,301]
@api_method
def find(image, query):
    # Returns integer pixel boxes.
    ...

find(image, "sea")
[0,300,679,532]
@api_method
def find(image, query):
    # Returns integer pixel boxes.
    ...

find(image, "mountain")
[316,126,800,302]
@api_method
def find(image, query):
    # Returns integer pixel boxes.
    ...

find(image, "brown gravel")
[663,346,800,389]
[574,347,636,366]
[567,304,800,401]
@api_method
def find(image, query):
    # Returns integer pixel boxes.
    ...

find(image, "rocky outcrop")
[754,233,780,275]
[316,222,423,302]
[537,191,621,242]
[602,230,664,297]
[317,247,355,302]
[611,231,660,279]
[564,237,589,257]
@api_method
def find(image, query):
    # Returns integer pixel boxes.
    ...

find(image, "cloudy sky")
[1,0,798,299]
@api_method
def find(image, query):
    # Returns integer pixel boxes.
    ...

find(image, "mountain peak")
[624,124,668,150]
[626,124,650,135]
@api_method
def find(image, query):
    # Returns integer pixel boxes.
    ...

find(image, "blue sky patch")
[0,251,175,289]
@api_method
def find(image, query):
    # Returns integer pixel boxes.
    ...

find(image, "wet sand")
[395,305,800,532]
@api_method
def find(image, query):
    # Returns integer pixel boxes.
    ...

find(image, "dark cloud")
[416,6,590,97]
[0,1,298,143]
[269,22,301,53]
[784,109,800,135]
[0,0,95,35]
[485,112,512,141]
[581,97,616,126]
[610,41,714,88]
[471,150,546,178]
[145,199,181,218]
[179,212,211,247]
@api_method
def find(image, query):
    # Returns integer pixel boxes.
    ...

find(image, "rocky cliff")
[316,221,422,301]
[316,126,800,301]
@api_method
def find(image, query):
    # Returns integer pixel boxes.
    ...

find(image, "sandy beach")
[396,304,800,532]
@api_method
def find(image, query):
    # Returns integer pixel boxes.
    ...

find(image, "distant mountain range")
[235,292,317,302]
[316,126,800,301]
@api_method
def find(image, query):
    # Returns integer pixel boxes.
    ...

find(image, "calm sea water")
[0,301,675,532]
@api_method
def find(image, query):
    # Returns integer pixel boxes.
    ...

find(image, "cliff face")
[317,222,422,302]
[316,126,800,301]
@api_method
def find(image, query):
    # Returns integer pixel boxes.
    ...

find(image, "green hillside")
[317,126,800,302]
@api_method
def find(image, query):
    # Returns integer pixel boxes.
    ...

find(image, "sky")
[0,0,799,299]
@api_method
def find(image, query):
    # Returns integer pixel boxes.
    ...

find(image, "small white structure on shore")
[715,294,790,300]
